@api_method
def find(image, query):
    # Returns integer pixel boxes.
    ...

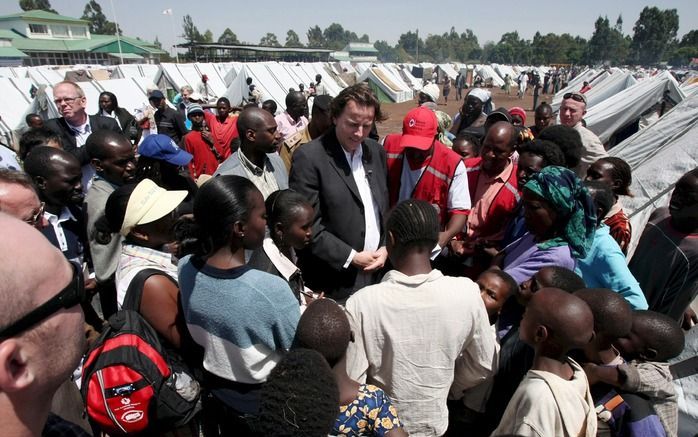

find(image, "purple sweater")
[503,232,576,285]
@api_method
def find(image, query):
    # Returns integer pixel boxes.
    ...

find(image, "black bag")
[81,269,201,435]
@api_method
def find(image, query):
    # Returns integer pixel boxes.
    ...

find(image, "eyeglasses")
[53,96,83,105]
[563,93,586,104]
[24,201,45,227]
[0,262,85,341]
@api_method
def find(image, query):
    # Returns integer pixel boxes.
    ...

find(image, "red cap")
[399,107,437,150]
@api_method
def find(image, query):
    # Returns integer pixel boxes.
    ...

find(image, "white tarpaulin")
[475,65,504,87]
[0,77,34,134]
[437,64,458,80]
[609,91,698,257]
[585,71,685,144]
[552,69,637,111]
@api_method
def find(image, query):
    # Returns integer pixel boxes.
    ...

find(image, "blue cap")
[138,134,192,166]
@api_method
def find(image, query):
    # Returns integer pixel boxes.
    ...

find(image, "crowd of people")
[0,73,696,437]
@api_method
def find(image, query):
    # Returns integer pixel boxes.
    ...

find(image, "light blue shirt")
[576,225,648,310]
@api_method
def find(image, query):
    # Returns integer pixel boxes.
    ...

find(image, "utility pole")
[108,0,123,64]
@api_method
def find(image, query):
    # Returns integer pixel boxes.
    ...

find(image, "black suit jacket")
[45,115,122,165]
[289,127,389,299]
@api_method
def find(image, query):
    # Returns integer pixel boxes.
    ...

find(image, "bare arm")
[140,275,186,349]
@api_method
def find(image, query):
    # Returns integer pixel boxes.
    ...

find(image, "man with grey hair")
[0,214,86,435]
[0,169,46,229]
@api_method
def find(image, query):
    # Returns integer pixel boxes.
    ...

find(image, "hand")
[351,250,379,269]
[363,247,388,272]
[682,308,698,330]
[201,129,213,144]
[84,278,98,296]
[438,231,451,250]
[582,362,600,386]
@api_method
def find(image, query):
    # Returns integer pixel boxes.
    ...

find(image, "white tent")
[193,63,228,98]
[0,77,34,135]
[608,91,698,257]
[475,65,504,87]
[586,71,685,144]
[357,66,413,103]
[437,64,458,80]
[223,63,290,110]
[551,68,598,102]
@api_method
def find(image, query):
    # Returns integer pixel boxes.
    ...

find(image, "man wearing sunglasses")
[559,92,607,178]
[0,214,86,436]
[0,168,47,229]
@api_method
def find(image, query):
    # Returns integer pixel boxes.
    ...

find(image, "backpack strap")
[122,268,178,313]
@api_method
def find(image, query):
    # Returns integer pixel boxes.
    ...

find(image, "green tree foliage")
[531,32,588,64]
[202,29,213,44]
[666,30,698,66]
[359,34,370,43]
[19,0,57,13]
[586,16,629,65]
[81,0,121,35]
[218,28,239,45]
[306,25,325,48]
[285,30,303,48]
[397,30,424,59]
[374,40,398,62]
[322,23,359,50]
[182,14,202,43]
[259,32,281,47]
[631,6,679,65]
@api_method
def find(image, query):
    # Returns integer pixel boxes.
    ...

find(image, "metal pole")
[168,13,179,63]
[108,0,123,64]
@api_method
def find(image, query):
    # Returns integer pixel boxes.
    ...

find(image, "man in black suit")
[290,83,389,301]
[44,81,121,182]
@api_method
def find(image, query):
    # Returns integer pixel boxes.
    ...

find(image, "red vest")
[385,134,464,228]
[464,157,521,240]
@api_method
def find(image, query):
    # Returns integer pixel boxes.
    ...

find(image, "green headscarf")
[523,166,596,258]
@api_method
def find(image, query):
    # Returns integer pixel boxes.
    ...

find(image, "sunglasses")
[24,202,45,227]
[563,92,586,104]
[0,262,85,341]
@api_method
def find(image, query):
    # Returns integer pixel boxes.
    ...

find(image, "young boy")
[584,310,685,437]
[493,287,598,436]
[477,268,518,325]
[294,299,407,437]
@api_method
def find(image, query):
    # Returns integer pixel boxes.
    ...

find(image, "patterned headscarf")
[435,110,453,147]
[523,166,596,258]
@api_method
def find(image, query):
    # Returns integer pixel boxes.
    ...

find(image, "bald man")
[0,214,86,436]
[0,169,46,229]
[214,107,287,199]
[453,121,520,262]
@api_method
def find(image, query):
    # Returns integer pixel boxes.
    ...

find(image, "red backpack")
[81,269,201,435]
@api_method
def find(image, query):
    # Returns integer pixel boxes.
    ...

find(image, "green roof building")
[0,10,166,66]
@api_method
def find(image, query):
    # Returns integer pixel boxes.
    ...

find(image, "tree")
[218,28,239,45]
[666,30,698,66]
[323,23,347,50]
[586,16,628,65]
[19,0,57,13]
[181,14,202,43]
[631,6,679,65]
[81,0,120,35]
[259,32,281,47]
[374,40,398,62]
[202,29,213,43]
[307,25,325,48]
[359,34,370,43]
[285,29,302,47]
[397,31,424,59]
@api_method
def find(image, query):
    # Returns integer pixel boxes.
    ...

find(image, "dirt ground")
[377,84,555,136]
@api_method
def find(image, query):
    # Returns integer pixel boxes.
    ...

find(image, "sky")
[1,0,696,57]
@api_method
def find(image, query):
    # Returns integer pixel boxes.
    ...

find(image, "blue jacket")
[576,226,648,310]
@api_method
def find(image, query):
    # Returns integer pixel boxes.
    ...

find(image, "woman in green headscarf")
[493,166,597,286]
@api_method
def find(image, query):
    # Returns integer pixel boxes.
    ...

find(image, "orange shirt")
[466,159,515,242]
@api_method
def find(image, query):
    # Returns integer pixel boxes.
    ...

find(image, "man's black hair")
[258,349,338,437]
[543,266,586,293]
[632,310,685,361]
[537,125,584,169]
[25,113,41,124]
[18,127,63,160]
[85,129,131,161]
[575,288,632,338]
[387,199,439,251]
[23,146,77,179]
[517,139,565,167]
[454,132,481,155]
[216,96,231,106]
[294,299,351,368]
